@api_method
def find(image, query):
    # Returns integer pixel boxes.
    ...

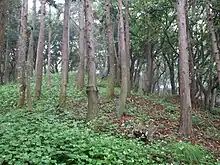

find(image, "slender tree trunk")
[169,63,176,94]
[26,28,33,110]
[118,0,128,117]
[32,0,36,76]
[144,43,153,94]
[35,0,46,99]
[134,59,142,92]
[47,6,52,87]
[106,0,115,97]
[177,0,192,137]
[18,0,28,107]
[130,56,135,86]
[186,6,196,108]
[210,88,216,111]
[206,0,220,85]
[59,0,70,105]
[4,40,10,83]
[116,16,121,86]
[85,0,98,121]
[0,0,7,84]
[125,0,131,92]
[77,0,85,89]
[15,35,20,81]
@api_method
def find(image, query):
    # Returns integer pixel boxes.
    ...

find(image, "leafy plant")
[167,142,215,164]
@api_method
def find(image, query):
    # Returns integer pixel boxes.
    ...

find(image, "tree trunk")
[35,0,46,99]
[206,1,220,85]
[116,16,121,86]
[186,6,196,108]
[47,6,52,87]
[125,0,131,93]
[210,88,216,111]
[85,0,98,121]
[0,0,7,84]
[32,0,37,76]
[169,63,176,94]
[26,28,33,111]
[144,43,153,94]
[18,0,28,107]
[77,0,85,89]
[106,0,115,98]
[4,40,10,83]
[118,0,128,117]
[177,0,192,137]
[59,0,70,105]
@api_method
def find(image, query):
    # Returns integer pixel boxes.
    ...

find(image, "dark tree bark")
[0,0,8,84]
[143,43,153,94]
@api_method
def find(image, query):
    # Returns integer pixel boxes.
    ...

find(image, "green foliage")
[0,74,218,164]
[167,142,215,164]
[0,84,18,114]
[0,110,167,164]
[192,115,205,127]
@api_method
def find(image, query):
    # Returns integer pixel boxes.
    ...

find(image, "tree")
[206,0,220,85]
[176,0,192,137]
[125,0,131,92]
[118,0,128,117]
[105,0,115,97]
[59,0,70,105]
[26,27,33,110]
[0,0,8,84]
[17,0,28,107]
[35,0,46,99]
[85,0,98,121]
[143,43,153,94]
[47,5,52,87]
[77,0,85,89]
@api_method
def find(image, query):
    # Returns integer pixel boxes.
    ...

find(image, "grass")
[0,73,219,164]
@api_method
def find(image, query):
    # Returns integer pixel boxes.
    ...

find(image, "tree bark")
[116,15,121,86]
[0,0,7,84]
[85,0,98,121]
[144,43,153,94]
[35,0,46,99]
[206,0,220,85]
[125,0,131,93]
[77,0,85,89]
[59,0,70,105]
[177,0,192,137]
[4,40,10,83]
[47,6,52,87]
[18,0,28,107]
[27,28,33,110]
[210,88,217,111]
[106,0,115,97]
[169,63,176,94]
[32,0,37,76]
[118,0,128,117]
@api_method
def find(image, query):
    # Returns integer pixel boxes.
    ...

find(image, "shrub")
[167,141,215,164]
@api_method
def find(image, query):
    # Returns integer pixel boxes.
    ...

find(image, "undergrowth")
[0,73,219,164]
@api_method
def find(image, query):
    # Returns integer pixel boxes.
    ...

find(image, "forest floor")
[0,73,220,164]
